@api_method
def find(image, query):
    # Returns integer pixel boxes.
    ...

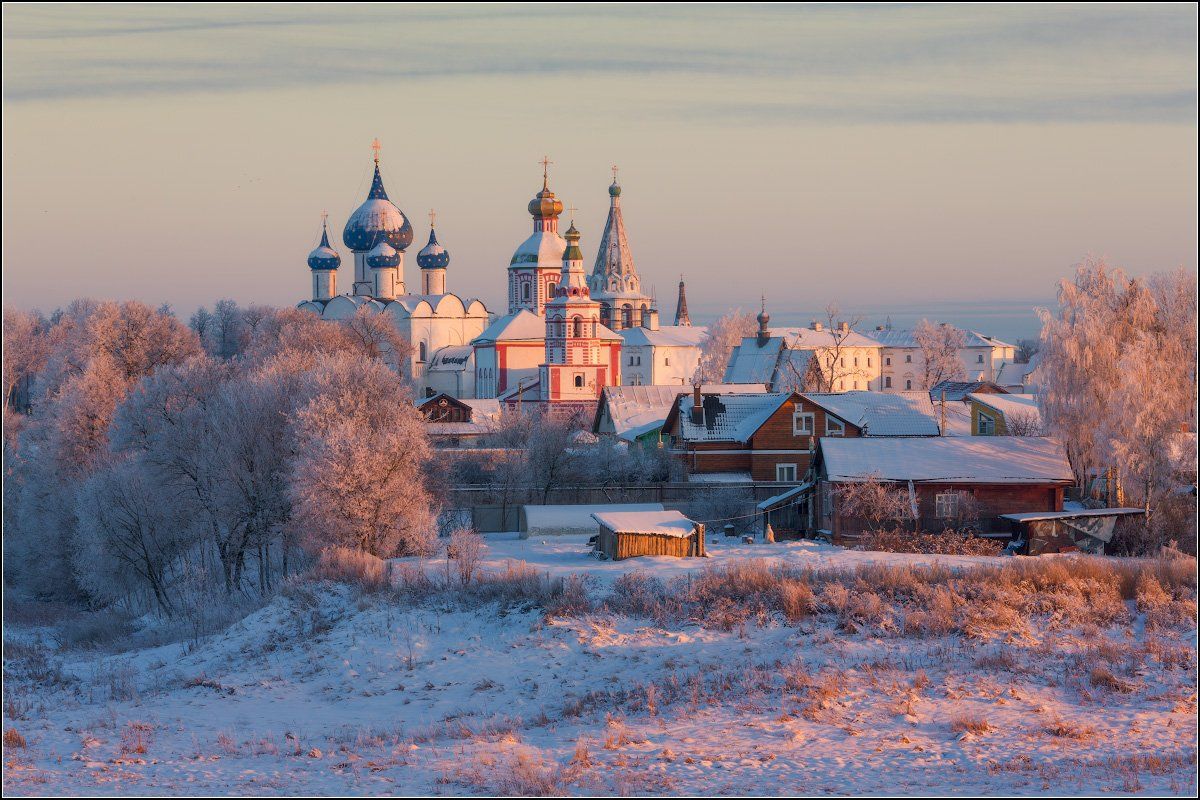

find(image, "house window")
[977,354,984,363]
[826,417,845,436]
[885,376,892,388]
[905,379,912,390]
[418,341,427,362]
[776,463,797,482]
[573,316,583,338]
[935,492,961,519]
[867,357,872,367]
[837,380,843,390]
[523,283,531,301]
[885,357,891,366]
[853,381,859,390]
[905,354,912,363]
[853,357,859,367]
[978,411,996,435]
[574,374,584,388]
[664,357,670,366]
[840,357,845,367]
[793,410,814,436]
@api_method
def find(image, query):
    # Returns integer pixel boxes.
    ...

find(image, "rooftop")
[819,436,1074,484]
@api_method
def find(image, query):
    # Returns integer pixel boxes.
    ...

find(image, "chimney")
[839,321,849,333]
[690,384,703,426]
[811,321,823,332]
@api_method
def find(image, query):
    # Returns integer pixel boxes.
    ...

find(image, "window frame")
[935,492,961,519]
[825,417,845,436]
[793,410,815,436]
[776,463,798,482]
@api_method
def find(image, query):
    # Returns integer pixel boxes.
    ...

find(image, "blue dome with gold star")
[417,227,449,270]
[343,159,414,253]
[307,222,341,271]
[365,241,401,269]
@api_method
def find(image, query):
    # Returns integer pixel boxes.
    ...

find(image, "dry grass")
[1044,719,1096,740]
[308,546,391,594]
[1089,666,1136,694]
[858,528,1003,556]
[4,728,27,748]
[950,715,993,735]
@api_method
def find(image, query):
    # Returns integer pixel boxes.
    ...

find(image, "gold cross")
[540,155,553,187]
[565,204,578,220]
[611,164,619,182]
[320,210,328,227]
[428,209,437,227]
[371,138,382,163]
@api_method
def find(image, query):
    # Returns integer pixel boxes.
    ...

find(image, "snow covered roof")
[598,383,766,441]
[591,510,699,538]
[723,337,784,384]
[968,393,1041,424]
[424,422,494,436]
[674,392,792,442]
[686,471,753,483]
[619,325,709,348]
[803,391,940,436]
[756,482,813,511]
[933,400,973,437]
[427,345,475,373]
[929,380,1008,403]
[996,358,1039,388]
[868,328,1014,349]
[819,437,1074,484]
[510,230,566,267]
[781,327,880,350]
[1000,507,1145,523]
[474,310,545,343]
[521,503,664,538]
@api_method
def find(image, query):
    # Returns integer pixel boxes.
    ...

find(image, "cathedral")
[299,144,701,406]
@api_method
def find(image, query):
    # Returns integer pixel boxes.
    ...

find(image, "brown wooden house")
[663,388,940,483]
[417,392,502,448]
[803,436,1075,542]
[591,510,705,560]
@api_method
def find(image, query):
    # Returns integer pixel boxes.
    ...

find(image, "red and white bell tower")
[540,220,620,403]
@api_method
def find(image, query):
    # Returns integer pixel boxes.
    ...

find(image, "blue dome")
[307,223,341,271]
[343,162,414,252]
[365,241,400,269]
[417,227,450,270]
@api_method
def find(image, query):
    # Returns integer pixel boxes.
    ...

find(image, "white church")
[299,145,705,403]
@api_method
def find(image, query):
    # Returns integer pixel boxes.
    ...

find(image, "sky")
[2,3,1196,340]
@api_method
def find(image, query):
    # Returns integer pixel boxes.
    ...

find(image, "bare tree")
[447,528,486,586]
[1003,410,1045,436]
[913,319,967,390]
[692,309,756,384]
[835,473,915,531]
[805,304,868,393]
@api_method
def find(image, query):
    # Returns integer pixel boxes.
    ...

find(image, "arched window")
[622,304,632,328]
[905,379,912,390]
[574,374,584,388]
[419,342,427,362]
[522,283,531,301]
[572,316,583,338]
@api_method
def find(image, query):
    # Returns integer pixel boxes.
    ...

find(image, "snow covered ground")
[3,536,1196,796]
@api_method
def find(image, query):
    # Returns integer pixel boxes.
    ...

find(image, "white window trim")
[825,417,845,436]
[793,410,815,436]
[776,463,798,482]
[978,411,996,435]
[935,492,961,519]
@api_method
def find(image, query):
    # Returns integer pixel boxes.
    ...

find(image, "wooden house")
[966,392,1042,435]
[417,392,501,447]
[804,436,1075,542]
[591,510,706,560]
[663,387,939,482]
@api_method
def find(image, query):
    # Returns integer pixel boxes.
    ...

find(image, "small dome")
[343,162,414,252]
[365,241,400,269]
[417,227,450,270]
[307,223,341,271]
[528,186,563,220]
[609,179,621,197]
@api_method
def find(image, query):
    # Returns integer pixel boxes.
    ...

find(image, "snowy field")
[3,535,1196,796]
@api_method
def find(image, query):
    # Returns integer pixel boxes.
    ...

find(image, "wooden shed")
[590,510,706,560]
[999,507,1145,555]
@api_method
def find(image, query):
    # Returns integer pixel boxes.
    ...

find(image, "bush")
[308,546,391,594]
[857,528,1003,556]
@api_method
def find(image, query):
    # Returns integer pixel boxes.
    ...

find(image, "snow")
[521,503,665,538]
[820,436,1075,484]
[723,337,783,383]
[1000,507,1146,523]
[3,537,1195,796]
[674,392,792,442]
[598,384,765,441]
[473,309,545,343]
[618,325,709,348]
[590,510,698,538]
[968,392,1042,425]
[805,390,940,437]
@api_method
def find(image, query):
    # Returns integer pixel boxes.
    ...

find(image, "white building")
[619,325,708,386]
[297,147,489,398]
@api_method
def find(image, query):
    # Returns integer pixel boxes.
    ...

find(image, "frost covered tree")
[913,319,967,389]
[1038,260,1197,547]
[835,473,915,531]
[289,354,436,558]
[692,309,755,384]
[2,307,50,413]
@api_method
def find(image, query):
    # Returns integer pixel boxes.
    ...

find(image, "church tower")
[417,211,450,296]
[343,140,413,297]
[540,220,615,402]
[307,215,341,302]
[508,157,565,315]
[674,275,692,326]
[589,168,656,330]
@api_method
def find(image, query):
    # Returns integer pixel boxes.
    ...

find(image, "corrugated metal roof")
[820,436,1074,484]
[803,391,940,437]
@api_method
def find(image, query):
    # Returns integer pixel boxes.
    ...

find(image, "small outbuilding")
[999,507,1145,555]
[590,510,706,560]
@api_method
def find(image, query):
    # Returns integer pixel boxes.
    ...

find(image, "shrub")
[3,728,27,748]
[858,528,1002,556]
[308,546,391,594]
[950,715,992,735]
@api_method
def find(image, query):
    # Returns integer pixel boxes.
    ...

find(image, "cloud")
[3,4,1195,124]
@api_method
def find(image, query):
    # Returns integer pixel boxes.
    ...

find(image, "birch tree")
[692,309,755,384]
[913,319,967,390]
